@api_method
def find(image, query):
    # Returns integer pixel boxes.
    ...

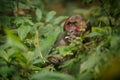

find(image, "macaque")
[53,14,91,48]
[43,15,91,68]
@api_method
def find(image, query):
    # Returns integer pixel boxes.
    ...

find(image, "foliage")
[0,0,120,80]
[82,0,120,27]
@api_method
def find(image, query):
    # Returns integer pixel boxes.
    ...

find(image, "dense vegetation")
[0,0,120,80]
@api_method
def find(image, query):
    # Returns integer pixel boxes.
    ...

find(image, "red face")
[64,15,87,43]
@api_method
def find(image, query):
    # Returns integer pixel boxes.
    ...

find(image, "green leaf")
[110,36,120,50]
[14,17,33,26]
[56,46,73,57]
[45,11,56,22]
[34,22,44,27]
[0,66,11,77]
[53,16,67,25]
[4,29,27,51]
[39,25,61,56]
[32,58,44,64]
[22,51,34,62]
[78,71,94,80]
[0,50,9,62]
[92,27,104,33]
[24,18,34,25]
[36,8,42,21]
[85,32,102,38]
[31,71,75,80]
[80,53,100,73]
[6,48,14,57]
[18,25,31,40]
[59,59,75,68]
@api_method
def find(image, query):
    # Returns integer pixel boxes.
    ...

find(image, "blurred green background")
[0,0,120,80]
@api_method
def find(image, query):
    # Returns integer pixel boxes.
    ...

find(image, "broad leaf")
[45,11,56,22]
[53,16,67,25]
[39,25,61,56]
[85,32,102,38]
[0,50,9,62]
[80,53,100,73]
[36,8,42,21]
[56,46,73,57]
[31,71,75,80]
[5,29,27,51]
[18,25,31,40]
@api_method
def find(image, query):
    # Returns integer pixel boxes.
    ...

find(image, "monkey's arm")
[48,32,68,54]
[53,32,68,48]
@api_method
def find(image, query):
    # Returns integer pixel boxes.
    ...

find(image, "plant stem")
[34,27,45,63]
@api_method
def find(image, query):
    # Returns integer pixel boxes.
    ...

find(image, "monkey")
[53,14,91,48]
[42,15,92,69]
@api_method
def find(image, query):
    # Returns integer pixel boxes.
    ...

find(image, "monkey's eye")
[64,20,80,32]
[71,22,80,32]
[73,22,78,26]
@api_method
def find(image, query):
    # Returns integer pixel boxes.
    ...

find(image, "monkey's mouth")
[65,32,77,43]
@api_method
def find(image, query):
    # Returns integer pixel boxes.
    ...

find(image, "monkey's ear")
[86,21,92,32]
